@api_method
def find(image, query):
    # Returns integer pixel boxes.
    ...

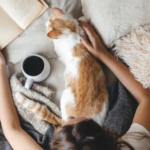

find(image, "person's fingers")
[79,22,96,45]
[80,36,93,52]
[79,22,93,35]
[78,20,93,30]
[78,20,87,25]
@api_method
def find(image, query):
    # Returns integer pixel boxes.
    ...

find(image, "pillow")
[81,0,150,48]
[113,24,150,89]
[2,0,83,64]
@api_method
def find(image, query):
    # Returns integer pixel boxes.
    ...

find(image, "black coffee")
[23,56,44,76]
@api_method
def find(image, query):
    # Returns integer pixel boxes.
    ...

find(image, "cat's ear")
[52,7,63,18]
[47,29,61,39]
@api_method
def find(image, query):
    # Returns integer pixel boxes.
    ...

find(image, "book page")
[37,0,49,16]
[0,6,23,50]
[0,0,44,30]
[32,0,48,22]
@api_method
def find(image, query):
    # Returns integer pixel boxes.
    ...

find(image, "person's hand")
[0,52,6,66]
[78,20,108,60]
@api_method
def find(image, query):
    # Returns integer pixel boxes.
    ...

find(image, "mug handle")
[25,79,33,89]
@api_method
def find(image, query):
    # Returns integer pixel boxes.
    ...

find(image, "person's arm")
[0,52,43,150]
[79,20,150,132]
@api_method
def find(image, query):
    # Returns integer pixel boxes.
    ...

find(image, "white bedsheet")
[2,0,115,107]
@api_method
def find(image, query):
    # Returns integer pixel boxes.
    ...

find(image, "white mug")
[21,54,50,89]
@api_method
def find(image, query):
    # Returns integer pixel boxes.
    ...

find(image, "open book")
[0,0,48,50]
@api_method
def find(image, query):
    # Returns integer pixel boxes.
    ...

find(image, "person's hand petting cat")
[79,20,108,60]
[0,52,6,67]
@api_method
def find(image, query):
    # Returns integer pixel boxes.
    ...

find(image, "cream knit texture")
[10,74,61,134]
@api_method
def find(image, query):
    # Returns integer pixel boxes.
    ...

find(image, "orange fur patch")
[35,104,42,115]
[20,96,64,126]
[27,102,36,109]
[36,105,65,126]
[41,107,48,119]
[72,44,87,57]
[47,110,65,126]
[48,17,76,35]
[65,44,108,118]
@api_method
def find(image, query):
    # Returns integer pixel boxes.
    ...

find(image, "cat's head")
[46,7,83,39]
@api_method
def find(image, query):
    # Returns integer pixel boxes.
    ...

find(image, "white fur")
[91,95,109,126]
[46,12,89,80]
[113,24,150,89]
[60,88,76,121]
[46,13,86,79]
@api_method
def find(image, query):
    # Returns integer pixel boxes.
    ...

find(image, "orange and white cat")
[15,8,108,126]
[46,8,109,126]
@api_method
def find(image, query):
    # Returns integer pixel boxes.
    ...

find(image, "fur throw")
[10,74,61,134]
[113,24,150,89]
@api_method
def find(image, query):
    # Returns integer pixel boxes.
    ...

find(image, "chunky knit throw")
[10,74,62,135]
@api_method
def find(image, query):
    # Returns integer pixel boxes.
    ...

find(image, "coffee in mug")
[21,54,50,89]
[23,56,44,76]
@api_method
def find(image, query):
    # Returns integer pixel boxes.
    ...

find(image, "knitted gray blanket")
[104,78,138,136]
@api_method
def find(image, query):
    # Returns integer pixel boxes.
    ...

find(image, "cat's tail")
[15,92,65,126]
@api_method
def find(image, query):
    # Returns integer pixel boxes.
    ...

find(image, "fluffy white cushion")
[81,0,150,48]
[113,24,150,89]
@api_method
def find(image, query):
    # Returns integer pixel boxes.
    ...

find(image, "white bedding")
[2,0,115,107]
[81,0,150,48]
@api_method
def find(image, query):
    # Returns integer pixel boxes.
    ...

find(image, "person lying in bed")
[0,20,150,150]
